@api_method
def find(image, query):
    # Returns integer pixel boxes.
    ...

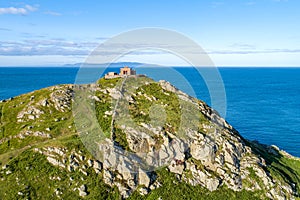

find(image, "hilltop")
[0,76,299,199]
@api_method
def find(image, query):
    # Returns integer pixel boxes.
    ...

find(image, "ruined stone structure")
[105,66,136,79]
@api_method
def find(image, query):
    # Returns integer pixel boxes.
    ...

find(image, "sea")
[0,67,299,157]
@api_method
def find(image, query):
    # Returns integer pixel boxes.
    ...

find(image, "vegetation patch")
[129,168,263,200]
[129,83,181,134]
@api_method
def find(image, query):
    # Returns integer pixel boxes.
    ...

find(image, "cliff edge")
[0,76,299,199]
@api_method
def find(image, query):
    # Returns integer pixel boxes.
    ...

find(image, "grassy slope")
[0,78,299,199]
[0,135,121,200]
[0,87,75,156]
[129,168,263,200]
[247,140,300,198]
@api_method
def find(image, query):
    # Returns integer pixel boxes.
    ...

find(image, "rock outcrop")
[0,76,299,199]
[72,76,298,199]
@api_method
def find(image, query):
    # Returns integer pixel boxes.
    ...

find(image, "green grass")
[128,168,264,200]
[0,77,299,199]
[97,77,122,89]
[247,140,300,197]
[94,91,112,137]
[112,125,130,151]
[129,82,181,133]
[0,86,75,155]
[0,148,120,200]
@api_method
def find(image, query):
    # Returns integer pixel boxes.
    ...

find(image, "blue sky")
[0,0,299,66]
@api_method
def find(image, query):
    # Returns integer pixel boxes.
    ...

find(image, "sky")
[0,0,300,66]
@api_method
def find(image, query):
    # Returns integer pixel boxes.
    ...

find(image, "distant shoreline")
[1,66,300,68]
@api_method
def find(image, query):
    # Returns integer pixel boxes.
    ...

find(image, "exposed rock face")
[1,77,298,199]
[46,157,65,168]
[78,184,88,197]
[138,168,150,187]
[17,106,44,122]
[50,86,73,112]
[168,160,184,174]
[190,140,216,164]
[82,77,295,199]
[15,85,74,125]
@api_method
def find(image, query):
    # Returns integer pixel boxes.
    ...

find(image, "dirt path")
[0,132,77,166]
[110,76,128,140]
[0,104,5,139]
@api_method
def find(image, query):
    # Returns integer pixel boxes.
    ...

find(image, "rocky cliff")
[0,76,299,199]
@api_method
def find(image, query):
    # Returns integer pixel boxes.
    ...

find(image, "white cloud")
[0,38,299,66]
[211,1,224,8]
[210,52,300,67]
[0,5,38,15]
[0,55,85,66]
[0,28,11,31]
[44,11,62,16]
[245,1,256,6]
[0,39,97,56]
[25,5,37,12]
[207,48,300,55]
[228,43,256,50]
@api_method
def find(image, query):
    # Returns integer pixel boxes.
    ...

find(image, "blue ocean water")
[0,67,299,157]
